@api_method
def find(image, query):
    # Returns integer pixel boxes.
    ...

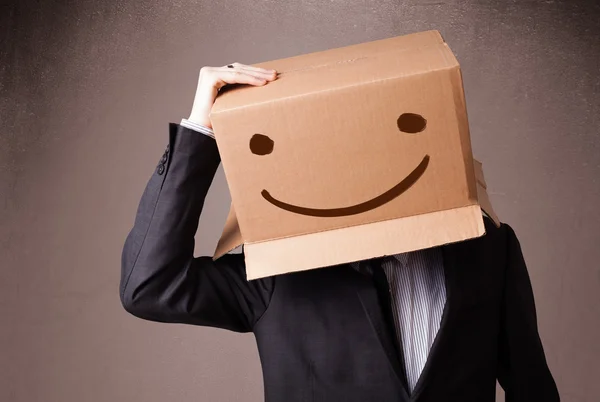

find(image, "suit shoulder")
[480,216,514,250]
[483,216,525,255]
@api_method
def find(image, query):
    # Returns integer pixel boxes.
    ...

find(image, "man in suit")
[120,63,559,401]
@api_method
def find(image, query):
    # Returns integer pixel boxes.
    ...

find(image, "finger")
[222,63,277,80]
[218,67,277,82]
[216,67,277,85]
[227,62,277,75]
[217,70,268,87]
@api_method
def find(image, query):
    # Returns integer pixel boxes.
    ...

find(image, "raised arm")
[119,64,278,332]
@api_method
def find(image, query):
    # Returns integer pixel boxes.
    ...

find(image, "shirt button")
[157,163,165,175]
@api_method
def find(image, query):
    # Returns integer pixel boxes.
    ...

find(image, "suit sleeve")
[119,123,275,333]
[497,225,560,401]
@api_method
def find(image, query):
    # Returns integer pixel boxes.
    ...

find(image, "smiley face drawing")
[248,113,430,218]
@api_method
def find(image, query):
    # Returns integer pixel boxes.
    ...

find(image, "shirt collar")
[350,252,409,274]
[391,253,409,266]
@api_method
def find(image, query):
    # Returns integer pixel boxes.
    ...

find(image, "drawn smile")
[261,155,430,217]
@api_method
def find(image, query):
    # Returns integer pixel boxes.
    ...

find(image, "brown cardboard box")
[210,30,499,280]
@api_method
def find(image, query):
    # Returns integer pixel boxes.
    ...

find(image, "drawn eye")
[397,113,427,133]
[249,134,274,155]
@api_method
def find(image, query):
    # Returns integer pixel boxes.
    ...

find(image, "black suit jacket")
[120,124,559,402]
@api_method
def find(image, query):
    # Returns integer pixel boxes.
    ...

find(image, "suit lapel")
[413,238,491,400]
[353,240,481,399]
[355,272,410,400]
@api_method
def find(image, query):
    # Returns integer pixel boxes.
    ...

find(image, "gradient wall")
[1,1,599,401]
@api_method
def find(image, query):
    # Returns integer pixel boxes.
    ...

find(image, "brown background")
[1,1,599,401]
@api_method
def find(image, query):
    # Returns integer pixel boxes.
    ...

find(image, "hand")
[188,62,277,129]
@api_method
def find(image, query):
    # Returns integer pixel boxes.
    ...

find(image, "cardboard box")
[210,30,499,280]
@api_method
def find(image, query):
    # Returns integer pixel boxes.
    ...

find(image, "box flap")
[473,158,500,228]
[243,205,484,280]
[213,203,243,259]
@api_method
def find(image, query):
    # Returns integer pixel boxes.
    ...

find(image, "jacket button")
[157,163,165,175]
[160,153,168,164]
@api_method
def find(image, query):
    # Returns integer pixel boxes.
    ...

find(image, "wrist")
[189,81,219,128]
[188,106,212,128]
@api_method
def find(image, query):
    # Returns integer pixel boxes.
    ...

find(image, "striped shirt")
[350,249,446,393]
[181,118,215,138]
[180,118,447,394]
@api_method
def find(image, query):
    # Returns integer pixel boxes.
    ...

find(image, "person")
[119,63,560,402]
